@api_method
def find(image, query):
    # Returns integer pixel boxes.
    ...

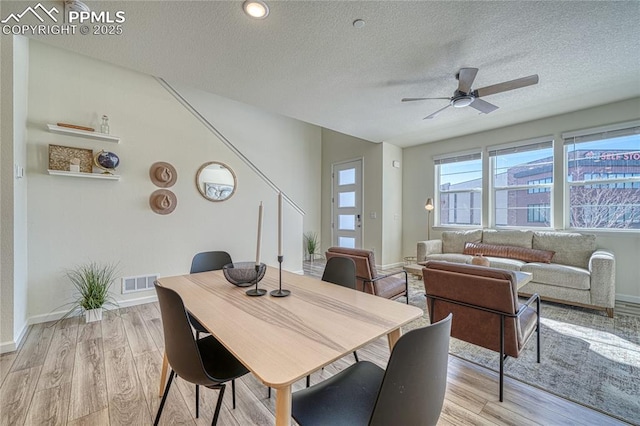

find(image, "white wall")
[24,40,319,323]
[0,35,29,352]
[168,83,322,236]
[381,142,403,267]
[402,97,640,302]
[321,128,383,261]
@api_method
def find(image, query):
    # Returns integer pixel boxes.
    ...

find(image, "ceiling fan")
[402,68,539,120]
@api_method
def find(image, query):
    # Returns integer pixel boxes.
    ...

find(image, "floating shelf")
[47,124,120,143]
[48,170,120,180]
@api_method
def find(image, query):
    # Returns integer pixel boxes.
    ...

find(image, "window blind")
[563,122,640,145]
[433,151,481,165]
[488,140,553,157]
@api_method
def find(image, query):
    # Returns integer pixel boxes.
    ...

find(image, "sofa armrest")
[417,240,443,262]
[588,250,615,309]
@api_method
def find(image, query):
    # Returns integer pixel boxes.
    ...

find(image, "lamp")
[425,198,434,240]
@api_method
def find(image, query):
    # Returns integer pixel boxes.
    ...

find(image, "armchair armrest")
[417,240,443,262]
[588,250,616,311]
[358,270,409,304]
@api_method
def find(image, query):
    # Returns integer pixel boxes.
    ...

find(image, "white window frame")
[434,150,482,228]
[563,120,640,231]
[488,137,554,229]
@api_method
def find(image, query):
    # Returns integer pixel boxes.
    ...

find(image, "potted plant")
[303,231,320,261]
[64,261,119,323]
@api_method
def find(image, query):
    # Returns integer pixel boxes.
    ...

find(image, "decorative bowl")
[223,262,266,287]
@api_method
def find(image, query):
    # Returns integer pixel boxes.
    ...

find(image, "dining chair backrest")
[190,251,233,274]
[321,256,357,289]
[369,313,452,426]
[155,283,211,386]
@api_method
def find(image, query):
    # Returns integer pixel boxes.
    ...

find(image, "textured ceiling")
[5,1,640,146]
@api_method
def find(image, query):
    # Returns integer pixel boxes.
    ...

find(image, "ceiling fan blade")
[457,68,478,94]
[474,74,539,98]
[469,98,499,114]
[402,97,450,102]
[424,104,451,120]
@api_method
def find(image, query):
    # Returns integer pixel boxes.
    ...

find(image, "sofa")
[417,229,615,317]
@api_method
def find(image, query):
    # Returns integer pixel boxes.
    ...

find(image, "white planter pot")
[85,308,103,323]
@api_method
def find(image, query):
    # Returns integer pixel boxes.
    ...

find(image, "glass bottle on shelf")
[100,115,110,134]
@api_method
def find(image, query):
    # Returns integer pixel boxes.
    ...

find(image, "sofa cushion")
[482,229,533,248]
[533,232,596,269]
[463,242,555,263]
[442,230,483,254]
[486,257,526,271]
[423,253,473,264]
[521,263,591,290]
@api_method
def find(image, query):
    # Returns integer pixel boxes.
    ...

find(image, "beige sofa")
[417,229,615,317]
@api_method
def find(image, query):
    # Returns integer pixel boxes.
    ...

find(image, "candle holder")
[246,264,267,296]
[270,256,290,297]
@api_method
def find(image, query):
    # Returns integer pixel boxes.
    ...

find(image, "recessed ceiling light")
[353,19,365,28]
[65,0,90,13]
[243,0,269,19]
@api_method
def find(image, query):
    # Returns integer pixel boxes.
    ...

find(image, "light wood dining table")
[156,265,423,426]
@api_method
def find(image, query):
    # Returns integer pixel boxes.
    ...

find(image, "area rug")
[403,276,640,424]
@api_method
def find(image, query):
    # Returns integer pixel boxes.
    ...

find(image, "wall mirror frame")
[196,161,237,202]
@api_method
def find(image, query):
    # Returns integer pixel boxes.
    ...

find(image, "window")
[527,204,550,223]
[564,121,640,230]
[435,151,482,226]
[489,138,553,228]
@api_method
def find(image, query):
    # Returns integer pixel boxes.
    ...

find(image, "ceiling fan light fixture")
[452,96,474,108]
[243,0,269,19]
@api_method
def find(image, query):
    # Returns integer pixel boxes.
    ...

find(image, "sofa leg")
[606,308,614,318]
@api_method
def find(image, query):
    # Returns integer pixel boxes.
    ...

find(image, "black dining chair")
[291,314,452,426]
[154,283,249,426]
[186,251,238,416]
[188,251,233,339]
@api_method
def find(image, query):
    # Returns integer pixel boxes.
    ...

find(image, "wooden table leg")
[159,351,168,397]
[387,328,402,351]
[274,385,292,426]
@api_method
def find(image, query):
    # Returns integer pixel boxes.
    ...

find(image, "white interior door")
[332,159,363,248]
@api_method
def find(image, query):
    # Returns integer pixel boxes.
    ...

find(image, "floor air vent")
[122,274,158,294]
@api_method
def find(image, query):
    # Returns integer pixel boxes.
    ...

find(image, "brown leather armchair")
[325,247,408,303]
[422,261,540,401]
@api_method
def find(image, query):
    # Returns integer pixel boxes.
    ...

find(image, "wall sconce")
[425,198,434,240]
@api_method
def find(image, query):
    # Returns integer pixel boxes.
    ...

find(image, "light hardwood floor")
[0,277,629,425]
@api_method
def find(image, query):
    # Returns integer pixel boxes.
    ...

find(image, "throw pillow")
[463,242,555,263]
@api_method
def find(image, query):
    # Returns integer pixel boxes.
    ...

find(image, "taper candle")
[278,192,283,256]
[256,201,263,265]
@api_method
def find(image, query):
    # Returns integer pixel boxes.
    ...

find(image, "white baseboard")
[0,322,29,354]
[616,294,640,305]
[28,295,160,326]
[0,340,17,354]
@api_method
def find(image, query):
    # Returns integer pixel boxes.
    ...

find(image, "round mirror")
[196,162,237,201]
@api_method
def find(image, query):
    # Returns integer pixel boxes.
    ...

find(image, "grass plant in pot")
[303,231,320,262]
[64,261,119,323]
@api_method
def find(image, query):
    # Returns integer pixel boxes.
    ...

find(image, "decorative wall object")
[149,162,177,188]
[48,144,93,173]
[93,150,120,174]
[196,161,237,202]
[150,189,177,215]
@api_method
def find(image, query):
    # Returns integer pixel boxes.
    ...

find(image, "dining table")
[156,265,423,426]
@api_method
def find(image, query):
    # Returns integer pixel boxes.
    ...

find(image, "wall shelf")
[47,124,120,143]
[48,170,120,180]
